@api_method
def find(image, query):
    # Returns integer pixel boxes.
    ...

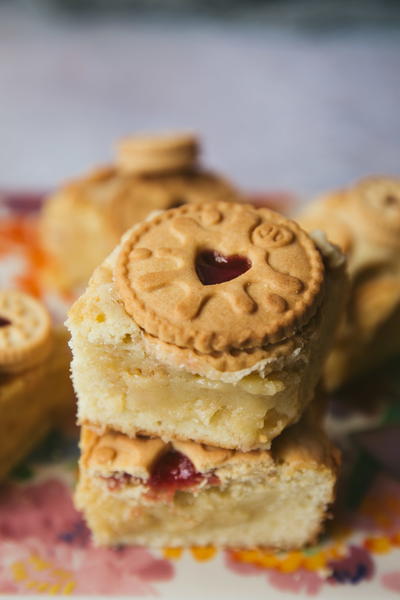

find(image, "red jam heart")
[0,316,11,328]
[195,250,251,285]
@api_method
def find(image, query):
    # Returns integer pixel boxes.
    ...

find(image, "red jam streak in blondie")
[105,451,219,496]
[149,451,204,491]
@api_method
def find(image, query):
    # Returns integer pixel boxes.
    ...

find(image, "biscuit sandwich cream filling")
[67,202,346,451]
[76,413,339,549]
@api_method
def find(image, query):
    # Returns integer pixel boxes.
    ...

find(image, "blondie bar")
[298,176,400,390]
[76,412,339,548]
[67,202,346,451]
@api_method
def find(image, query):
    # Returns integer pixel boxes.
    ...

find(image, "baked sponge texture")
[76,412,339,549]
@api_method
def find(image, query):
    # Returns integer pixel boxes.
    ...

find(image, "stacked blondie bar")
[67,201,346,549]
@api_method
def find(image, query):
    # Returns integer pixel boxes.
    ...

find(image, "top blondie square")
[67,201,346,451]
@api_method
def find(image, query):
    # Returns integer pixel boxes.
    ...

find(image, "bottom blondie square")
[76,411,339,549]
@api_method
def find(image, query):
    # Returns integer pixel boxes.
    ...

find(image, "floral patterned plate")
[0,191,399,598]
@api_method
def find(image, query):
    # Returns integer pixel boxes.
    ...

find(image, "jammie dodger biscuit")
[0,290,52,374]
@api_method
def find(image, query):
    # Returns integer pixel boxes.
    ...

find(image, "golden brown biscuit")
[0,290,52,374]
[115,202,324,353]
[117,132,199,175]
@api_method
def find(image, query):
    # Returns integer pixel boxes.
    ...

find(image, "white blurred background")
[1,1,400,201]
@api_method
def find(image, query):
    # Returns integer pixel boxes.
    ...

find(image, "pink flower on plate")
[0,479,82,544]
[224,552,324,595]
[266,568,324,596]
[381,571,400,593]
[73,545,174,595]
[0,478,175,595]
[0,537,174,596]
